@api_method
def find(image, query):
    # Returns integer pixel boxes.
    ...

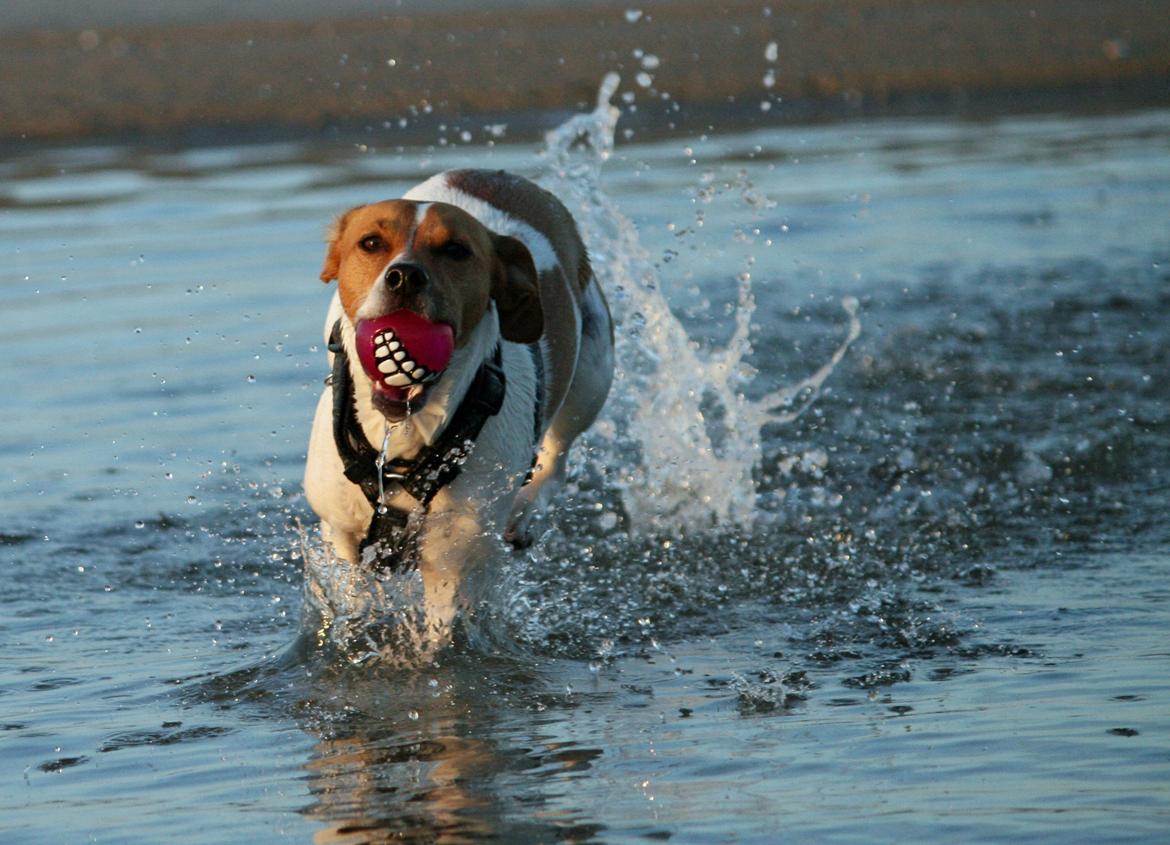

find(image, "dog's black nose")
[384,262,427,292]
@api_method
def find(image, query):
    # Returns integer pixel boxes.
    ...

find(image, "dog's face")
[320,200,542,415]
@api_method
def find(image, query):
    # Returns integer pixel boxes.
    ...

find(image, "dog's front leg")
[320,521,362,567]
[415,505,496,647]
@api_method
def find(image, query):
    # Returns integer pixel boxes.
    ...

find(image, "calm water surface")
[2,101,1169,843]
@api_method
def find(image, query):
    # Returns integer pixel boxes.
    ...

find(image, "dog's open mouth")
[356,310,454,411]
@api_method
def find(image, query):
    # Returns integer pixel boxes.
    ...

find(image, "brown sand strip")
[2,0,1167,142]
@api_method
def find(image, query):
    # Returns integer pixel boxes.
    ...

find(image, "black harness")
[328,319,508,570]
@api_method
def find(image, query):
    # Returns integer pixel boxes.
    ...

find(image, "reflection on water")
[305,703,506,843]
[2,89,1170,842]
[308,733,499,844]
[214,649,611,843]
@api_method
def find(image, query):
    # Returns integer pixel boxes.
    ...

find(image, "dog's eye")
[437,240,472,261]
[359,235,386,253]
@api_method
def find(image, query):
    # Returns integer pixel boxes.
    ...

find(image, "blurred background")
[3,0,1167,145]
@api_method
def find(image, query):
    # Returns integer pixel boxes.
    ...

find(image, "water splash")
[299,524,430,664]
[541,73,859,532]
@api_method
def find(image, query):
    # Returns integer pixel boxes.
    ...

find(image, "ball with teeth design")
[355,310,455,400]
[372,330,435,386]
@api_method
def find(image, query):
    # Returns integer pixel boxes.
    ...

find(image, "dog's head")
[320,200,541,418]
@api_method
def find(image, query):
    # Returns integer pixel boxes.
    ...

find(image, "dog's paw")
[503,520,536,550]
[504,502,546,549]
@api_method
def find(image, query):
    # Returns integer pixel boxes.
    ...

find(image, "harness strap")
[396,344,506,507]
[329,325,388,504]
[327,319,506,570]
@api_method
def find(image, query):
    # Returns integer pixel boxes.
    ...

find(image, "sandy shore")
[2,0,1167,143]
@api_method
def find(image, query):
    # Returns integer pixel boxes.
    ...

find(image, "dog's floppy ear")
[491,235,543,343]
[319,208,356,283]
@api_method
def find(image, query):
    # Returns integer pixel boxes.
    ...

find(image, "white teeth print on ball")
[370,326,437,386]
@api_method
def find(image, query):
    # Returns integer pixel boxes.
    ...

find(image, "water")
[3,86,1169,842]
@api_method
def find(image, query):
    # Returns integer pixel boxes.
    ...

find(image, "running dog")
[304,169,613,636]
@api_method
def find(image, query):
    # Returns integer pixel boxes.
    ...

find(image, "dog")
[304,169,614,637]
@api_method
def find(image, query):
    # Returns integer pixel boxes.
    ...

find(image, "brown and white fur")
[304,169,613,639]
